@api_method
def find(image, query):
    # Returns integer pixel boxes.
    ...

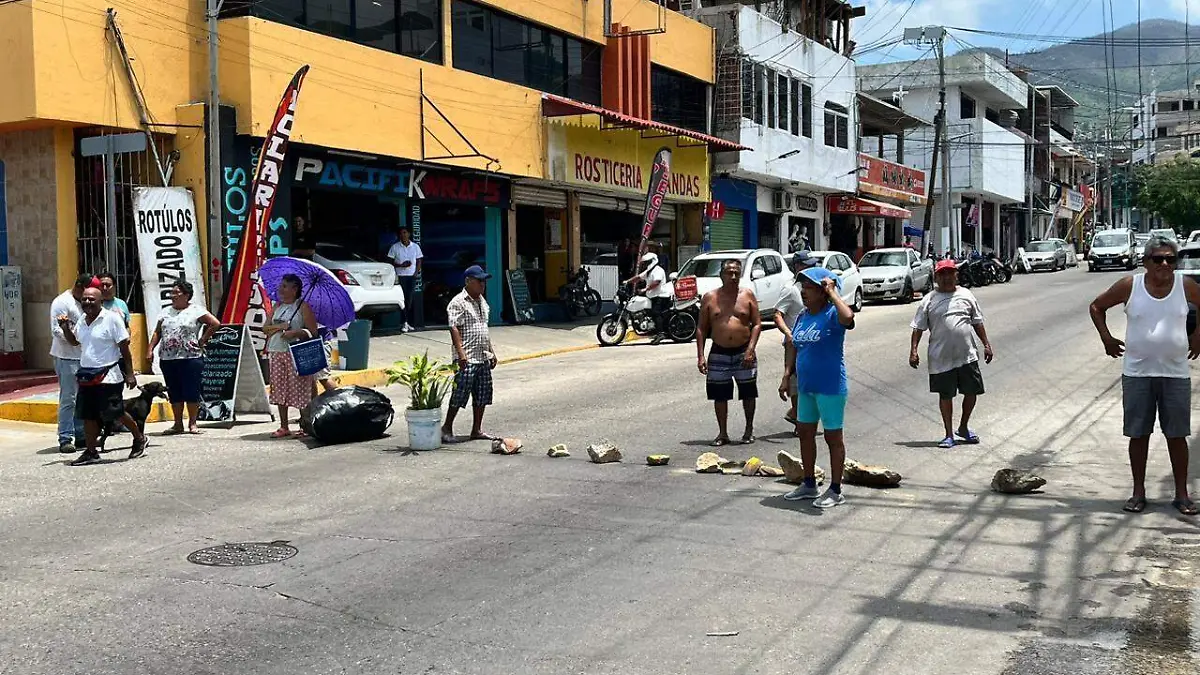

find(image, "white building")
[859,52,1029,255]
[693,0,864,254]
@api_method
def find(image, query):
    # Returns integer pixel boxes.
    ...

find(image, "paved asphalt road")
[2,267,1198,675]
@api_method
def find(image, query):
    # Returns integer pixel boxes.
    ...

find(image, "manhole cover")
[187,541,298,567]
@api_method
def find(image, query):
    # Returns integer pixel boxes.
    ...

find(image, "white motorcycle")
[596,287,697,346]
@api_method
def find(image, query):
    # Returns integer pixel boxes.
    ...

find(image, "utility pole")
[904,26,950,256]
[1026,87,1036,244]
[206,0,224,308]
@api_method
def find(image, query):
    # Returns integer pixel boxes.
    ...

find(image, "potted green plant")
[386,351,457,450]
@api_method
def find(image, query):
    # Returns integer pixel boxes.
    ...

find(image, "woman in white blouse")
[149,279,220,434]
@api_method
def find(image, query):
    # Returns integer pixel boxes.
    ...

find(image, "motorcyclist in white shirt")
[623,251,672,344]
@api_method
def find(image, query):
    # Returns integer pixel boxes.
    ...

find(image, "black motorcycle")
[596,287,697,346]
[956,257,990,288]
[983,253,1013,283]
[559,267,603,318]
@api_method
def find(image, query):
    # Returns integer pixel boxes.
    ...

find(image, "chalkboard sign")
[506,269,536,324]
[198,324,273,424]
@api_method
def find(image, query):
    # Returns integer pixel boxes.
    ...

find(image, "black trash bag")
[301,386,395,445]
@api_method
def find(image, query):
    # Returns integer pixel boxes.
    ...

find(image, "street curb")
[0,330,638,426]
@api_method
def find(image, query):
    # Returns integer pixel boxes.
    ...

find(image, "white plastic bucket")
[405,407,443,450]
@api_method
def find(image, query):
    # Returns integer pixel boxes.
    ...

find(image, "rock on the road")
[991,469,1047,494]
[696,452,727,473]
[741,457,763,476]
[491,438,524,455]
[646,454,671,466]
[757,464,785,477]
[777,450,825,485]
[547,444,570,458]
[587,442,622,464]
[843,459,902,488]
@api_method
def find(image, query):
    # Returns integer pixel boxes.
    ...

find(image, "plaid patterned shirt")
[446,290,492,363]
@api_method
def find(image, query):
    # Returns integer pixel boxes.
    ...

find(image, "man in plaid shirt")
[442,265,499,443]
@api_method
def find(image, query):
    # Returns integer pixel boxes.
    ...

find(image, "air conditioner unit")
[772,191,793,213]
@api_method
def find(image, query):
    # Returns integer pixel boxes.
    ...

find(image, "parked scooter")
[559,267,603,318]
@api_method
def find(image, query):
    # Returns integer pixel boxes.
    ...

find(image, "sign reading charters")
[133,186,207,335]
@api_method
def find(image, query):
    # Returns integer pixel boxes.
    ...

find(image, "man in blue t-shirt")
[781,267,855,509]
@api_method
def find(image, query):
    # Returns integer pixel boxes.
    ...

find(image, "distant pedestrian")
[263,274,320,438]
[696,259,761,446]
[50,274,91,453]
[96,271,130,326]
[442,265,498,444]
[291,215,316,260]
[58,287,147,465]
[1089,234,1200,515]
[909,260,994,448]
[782,267,856,508]
[774,251,820,432]
[387,226,423,333]
[617,238,634,283]
[149,279,220,435]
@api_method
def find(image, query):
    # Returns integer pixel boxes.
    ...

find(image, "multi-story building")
[0,0,733,368]
[859,52,1029,257]
[691,0,864,255]
[1131,83,1200,166]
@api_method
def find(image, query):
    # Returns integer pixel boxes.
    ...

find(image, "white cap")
[641,252,658,264]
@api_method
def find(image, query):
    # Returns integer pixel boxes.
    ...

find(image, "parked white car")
[313,243,405,315]
[857,247,933,303]
[673,249,791,318]
[809,250,864,312]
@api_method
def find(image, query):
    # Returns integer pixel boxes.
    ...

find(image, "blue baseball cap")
[798,266,841,291]
[792,250,818,268]
[464,265,492,281]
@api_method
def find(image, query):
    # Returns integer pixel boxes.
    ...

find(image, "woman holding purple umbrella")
[263,273,319,438]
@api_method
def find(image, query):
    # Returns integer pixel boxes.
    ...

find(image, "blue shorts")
[796,393,847,430]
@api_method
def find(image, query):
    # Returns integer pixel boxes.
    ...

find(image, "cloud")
[1168,0,1189,17]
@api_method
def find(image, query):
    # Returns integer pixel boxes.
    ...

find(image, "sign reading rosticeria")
[548,125,710,203]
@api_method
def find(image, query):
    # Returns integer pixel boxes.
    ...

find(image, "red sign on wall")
[705,200,726,220]
[857,153,928,205]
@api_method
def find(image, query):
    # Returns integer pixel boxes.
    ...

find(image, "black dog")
[98,382,169,452]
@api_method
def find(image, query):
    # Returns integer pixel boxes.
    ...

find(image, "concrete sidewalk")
[0,318,619,425]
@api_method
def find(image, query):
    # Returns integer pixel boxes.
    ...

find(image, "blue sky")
[857,0,1195,63]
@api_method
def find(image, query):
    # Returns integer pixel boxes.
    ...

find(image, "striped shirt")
[446,290,492,363]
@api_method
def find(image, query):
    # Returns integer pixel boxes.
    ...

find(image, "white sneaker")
[813,489,845,509]
[402,323,413,333]
[783,484,820,501]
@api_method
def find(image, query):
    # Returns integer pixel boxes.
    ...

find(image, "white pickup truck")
[857,247,934,303]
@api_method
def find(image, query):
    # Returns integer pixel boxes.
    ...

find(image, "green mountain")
[967,19,1200,123]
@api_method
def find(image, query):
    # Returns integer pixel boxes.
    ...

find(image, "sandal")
[1123,496,1148,513]
[741,434,756,445]
[711,436,730,447]
[441,433,458,444]
[270,429,291,439]
[955,429,981,444]
[470,432,497,441]
[162,427,185,436]
[937,436,956,449]
[1172,498,1198,516]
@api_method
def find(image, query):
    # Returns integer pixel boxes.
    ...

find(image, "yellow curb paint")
[0,330,643,425]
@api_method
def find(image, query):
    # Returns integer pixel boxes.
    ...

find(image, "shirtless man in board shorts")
[697,259,762,446]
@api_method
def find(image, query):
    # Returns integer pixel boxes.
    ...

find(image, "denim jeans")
[54,357,85,445]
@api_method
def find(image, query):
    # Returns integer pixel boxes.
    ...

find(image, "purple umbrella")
[259,256,356,331]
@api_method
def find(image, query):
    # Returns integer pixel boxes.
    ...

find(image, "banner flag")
[636,147,672,262]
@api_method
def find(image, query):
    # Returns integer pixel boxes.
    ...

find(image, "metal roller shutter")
[512,184,568,209]
[576,192,677,220]
[709,208,744,251]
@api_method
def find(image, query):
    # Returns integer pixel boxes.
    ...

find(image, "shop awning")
[541,94,751,153]
[827,195,913,219]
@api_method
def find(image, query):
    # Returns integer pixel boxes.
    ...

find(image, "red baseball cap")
[934,260,958,273]
[88,276,102,289]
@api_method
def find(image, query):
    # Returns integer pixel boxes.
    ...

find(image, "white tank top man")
[1090,233,1200,515]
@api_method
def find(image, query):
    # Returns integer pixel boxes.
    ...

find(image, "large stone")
[647,454,671,466]
[777,451,824,485]
[843,459,902,488]
[587,442,623,464]
[547,444,570,458]
[991,469,1047,494]
[719,460,747,475]
[696,452,727,473]
[491,438,523,455]
[757,464,785,478]
[741,457,763,476]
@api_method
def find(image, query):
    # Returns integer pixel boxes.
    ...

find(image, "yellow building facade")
[0,0,724,367]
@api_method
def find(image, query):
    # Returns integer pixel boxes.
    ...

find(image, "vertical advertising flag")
[219,65,310,351]
[636,148,672,262]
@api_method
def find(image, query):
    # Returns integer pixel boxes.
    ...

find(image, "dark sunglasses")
[1149,255,1178,265]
